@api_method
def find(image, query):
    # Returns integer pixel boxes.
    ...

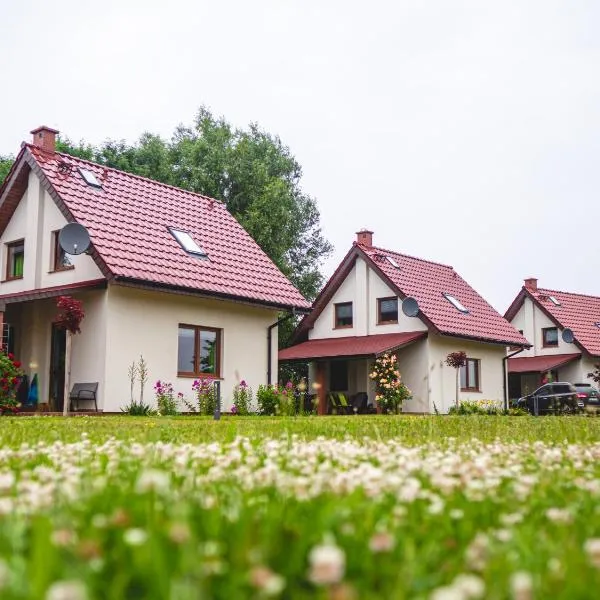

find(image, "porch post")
[0,302,5,350]
[316,361,327,415]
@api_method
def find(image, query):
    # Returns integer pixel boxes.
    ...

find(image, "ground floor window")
[177,325,221,377]
[460,358,480,391]
[329,360,348,391]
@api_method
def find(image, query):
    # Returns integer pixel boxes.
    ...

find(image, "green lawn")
[0,416,599,599]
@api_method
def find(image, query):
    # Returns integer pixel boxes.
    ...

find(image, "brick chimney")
[30,126,59,153]
[356,229,373,247]
[524,277,538,292]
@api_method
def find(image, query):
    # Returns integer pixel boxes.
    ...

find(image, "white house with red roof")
[504,278,600,399]
[0,126,309,412]
[280,230,528,414]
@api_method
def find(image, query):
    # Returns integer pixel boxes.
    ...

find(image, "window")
[79,168,102,188]
[595,322,600,329]
[52,231,73,272]
[386,256,400,268]
[177,325,221,377]
[542,327,558,347]
[169,228,207,257]
[377,297,398,324]
[548,296,561,306]
[460,358,480,391]
[334,302,353,328]
[5,240,24,280]
[443,293,469,314]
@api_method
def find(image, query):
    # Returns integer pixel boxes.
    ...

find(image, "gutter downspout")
[503,347,526,410]
[267,310,296,386]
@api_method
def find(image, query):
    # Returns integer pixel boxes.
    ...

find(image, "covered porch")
[0,282,107,412]
[507,353,581,399]
[279,331,427,414]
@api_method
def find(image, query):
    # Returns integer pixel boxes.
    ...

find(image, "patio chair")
[69,382,99,412]
[351,392,369,414]
[328,392,353,415]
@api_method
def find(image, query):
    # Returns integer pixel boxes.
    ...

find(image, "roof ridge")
[537,286,600,301]
[362,243,454,269]
[26,144,224,205]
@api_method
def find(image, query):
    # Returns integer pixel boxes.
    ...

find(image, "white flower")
[308,542,345,586]
[430,585,464,600]
[123,528,148,546]
[0,559,9,590]
[368,532,395,553]
[45,580,88,600]
[135,469,170,494]
[584,538,600,568]
[249,566,286,596]
[453,574,485,599]
[545,508,572,524]
[510,572,533,600]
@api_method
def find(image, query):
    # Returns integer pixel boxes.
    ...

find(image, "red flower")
[12,361,21,369]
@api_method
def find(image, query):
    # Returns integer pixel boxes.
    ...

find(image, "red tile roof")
[507,353,581,374]
[16,145,309,311]
[294,243,528,346]
[506,287,600,357]
[279,331,427,361]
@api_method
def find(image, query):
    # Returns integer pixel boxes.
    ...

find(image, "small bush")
[232,380,252,415]
[0,349,23,416]
[184,378,217,415]
[257,385,279,416]
[120,400,154,416]
[448,400,504,415]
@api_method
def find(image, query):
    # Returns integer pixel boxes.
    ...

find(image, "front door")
[49,324,66,411]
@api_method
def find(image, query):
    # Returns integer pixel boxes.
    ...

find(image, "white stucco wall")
[396,337,429,413]
[428,335,506,413]
[0,172,103,295]
[510,298,579,356]
[309,257,427,340]
[103,285,278,412]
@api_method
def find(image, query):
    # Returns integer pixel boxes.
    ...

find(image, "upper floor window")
[460,358,480,391]
[334,302,353,328]
[542,327,558,347]
[52,231,73,272]
[5,240,24,280]
[377,297,398,324]
[177,325,221,377]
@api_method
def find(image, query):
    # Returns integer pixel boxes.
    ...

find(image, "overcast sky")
[2,1,599,312]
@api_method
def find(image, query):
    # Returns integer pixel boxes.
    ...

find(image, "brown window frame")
[51,231,75,272]
[334,302,353,329]
[377,297,399,325]
[177,324,222,378]
[5,239,25,281]
[460,358,481,392]
[542,327,559,348]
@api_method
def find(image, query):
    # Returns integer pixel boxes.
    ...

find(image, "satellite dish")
[58,223,90,256]
[562,328,575,344]
[401,297,419,317]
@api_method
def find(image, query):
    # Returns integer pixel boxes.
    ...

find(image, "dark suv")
[574,383,600,407]
[516,382,583,415]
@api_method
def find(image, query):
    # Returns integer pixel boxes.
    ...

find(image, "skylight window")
[443,293,469,314]
[595,322,600,329]
[386,256,400,268]
[79,168,102,188]
[549,296,561,306]
[169,228,207,257]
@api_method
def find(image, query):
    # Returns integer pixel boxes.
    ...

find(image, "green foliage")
[256,385,280,416]
[56,107,331,301]
[448,400,528,416]
[183,378,217,415]
[232,381,252,415]
[120,400,153,416]
[154,381,179,416]
[0,155,13,187]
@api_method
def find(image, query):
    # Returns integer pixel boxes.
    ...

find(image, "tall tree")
[0,155,13,185]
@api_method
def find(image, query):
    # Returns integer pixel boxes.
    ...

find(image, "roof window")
[595,322,600,329]
[548,296,561,306]
[79,168,102,188]
[443,293,469,314]
[169,228,207,257]
[386,256,400,268]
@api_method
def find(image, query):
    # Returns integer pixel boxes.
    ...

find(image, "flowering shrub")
[232,380,252,415]
[54,296,85,333]
[369,353,411,414]
[184,378,216,415]
[154,380,179,415]
[0,349,23,415]
[448,399,503,415]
